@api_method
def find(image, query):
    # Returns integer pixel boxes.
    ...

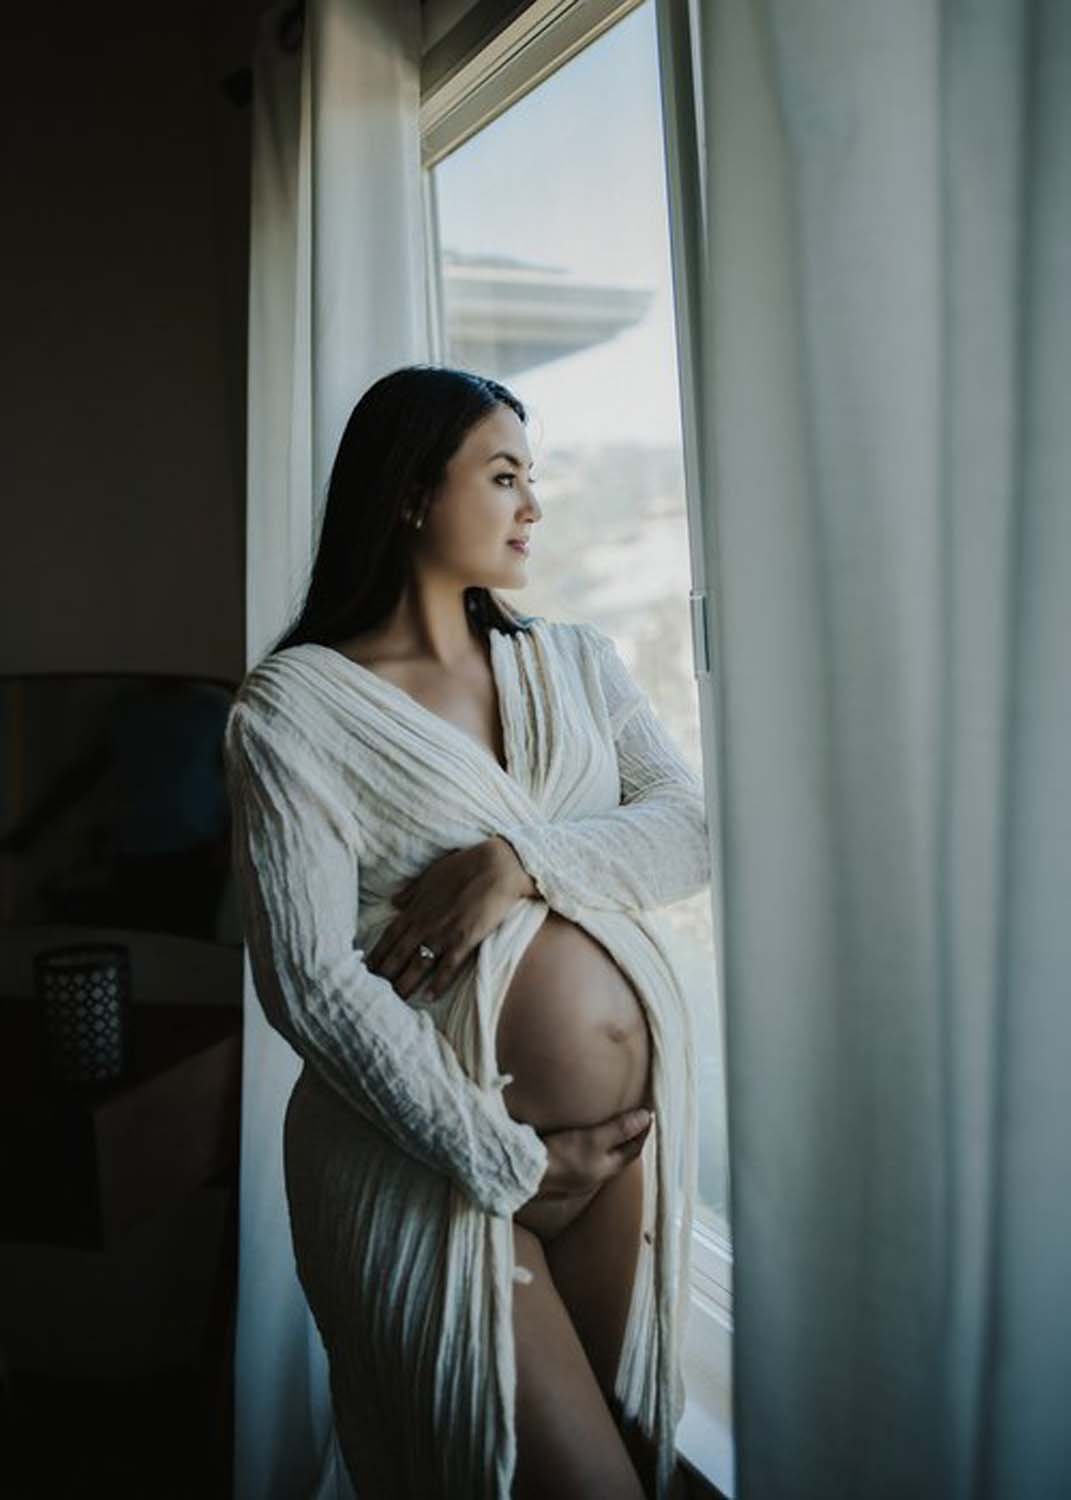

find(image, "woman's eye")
[495,473,537,486]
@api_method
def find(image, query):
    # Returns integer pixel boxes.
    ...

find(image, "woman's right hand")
[533,1107,654,1201]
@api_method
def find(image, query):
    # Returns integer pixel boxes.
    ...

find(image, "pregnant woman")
[224,365,711,1499]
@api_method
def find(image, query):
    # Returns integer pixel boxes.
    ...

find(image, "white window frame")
[419,2,734,1494]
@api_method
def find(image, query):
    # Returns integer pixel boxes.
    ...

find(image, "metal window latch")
[689,589,710,677]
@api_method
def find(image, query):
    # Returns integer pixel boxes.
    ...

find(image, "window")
[421,2,733,1492]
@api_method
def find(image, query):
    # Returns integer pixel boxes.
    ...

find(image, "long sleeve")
[495,626,711,918]
[223,699,548,1219]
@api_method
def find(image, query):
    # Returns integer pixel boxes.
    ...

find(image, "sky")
[433,1,686,450]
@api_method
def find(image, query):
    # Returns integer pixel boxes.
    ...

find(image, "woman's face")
[416,404,542,590]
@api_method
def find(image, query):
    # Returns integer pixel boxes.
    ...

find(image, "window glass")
[431,1,729,1239]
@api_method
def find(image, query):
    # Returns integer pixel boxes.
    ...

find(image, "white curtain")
[236,2,427,1495]
[657,0,1071,1495]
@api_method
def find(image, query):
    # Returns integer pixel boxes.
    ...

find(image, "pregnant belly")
[495,912,653,1238]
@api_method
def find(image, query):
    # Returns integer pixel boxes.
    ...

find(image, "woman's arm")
[224,700,547,1218]
[493,625,711,919]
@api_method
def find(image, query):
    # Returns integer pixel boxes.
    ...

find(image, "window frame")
[419,2,734,1492]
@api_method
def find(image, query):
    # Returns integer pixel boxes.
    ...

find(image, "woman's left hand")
[365,838,532,1002]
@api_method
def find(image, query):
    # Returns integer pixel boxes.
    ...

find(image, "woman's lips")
[507,540,530,554]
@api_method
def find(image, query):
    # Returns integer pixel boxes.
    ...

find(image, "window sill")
[678,1390,735,1499]
[676,1218,735,1498]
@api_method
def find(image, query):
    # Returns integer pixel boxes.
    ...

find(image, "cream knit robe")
[223,616,711,1500]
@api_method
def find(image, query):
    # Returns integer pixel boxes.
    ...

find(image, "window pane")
[430,1,729,1241]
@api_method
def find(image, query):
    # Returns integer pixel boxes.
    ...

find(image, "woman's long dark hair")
[268,365,537,658]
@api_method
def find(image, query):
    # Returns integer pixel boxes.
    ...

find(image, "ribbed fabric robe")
[222,615,712,1499]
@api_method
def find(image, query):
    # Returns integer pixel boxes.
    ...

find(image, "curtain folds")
[656,0,1071,1495]
[236,2,426,1495]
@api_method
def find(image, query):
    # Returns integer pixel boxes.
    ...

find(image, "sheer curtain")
[236,1,426,1495]
[655,0,1071,1495]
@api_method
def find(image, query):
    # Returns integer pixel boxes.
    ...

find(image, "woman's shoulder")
[226,645,344,766]
[234,642,319,700]
[229,643,345,732]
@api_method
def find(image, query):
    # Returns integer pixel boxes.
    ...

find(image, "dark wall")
[1,1,253,681]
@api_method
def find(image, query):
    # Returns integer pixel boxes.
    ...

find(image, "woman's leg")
[541,1151,661,1496]
[512,1221,646,1500]
[542,1151,645,1402]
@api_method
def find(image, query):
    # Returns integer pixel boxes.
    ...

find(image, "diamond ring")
[417,943,437,963]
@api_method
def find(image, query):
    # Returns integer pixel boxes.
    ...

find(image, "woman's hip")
[284,1067,450,1290]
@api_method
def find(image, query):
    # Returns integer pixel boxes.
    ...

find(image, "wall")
[1,0,252,683]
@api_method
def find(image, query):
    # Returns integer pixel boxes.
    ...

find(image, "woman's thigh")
[541,1151,647,1405]
[512,1221,646,1500]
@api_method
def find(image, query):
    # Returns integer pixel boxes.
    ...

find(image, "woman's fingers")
[395,943,444,999]
[604,1109,654,1164]
[377,924,462,1000]
[366,912,423,975]
[365,922,400,972]
[365,885,416,969]
[539,1109,654,1198]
